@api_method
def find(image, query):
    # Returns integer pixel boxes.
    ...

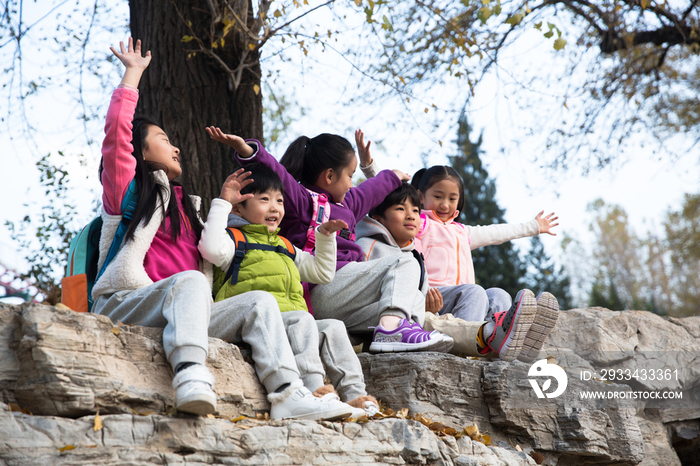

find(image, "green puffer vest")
[212,224,308,312]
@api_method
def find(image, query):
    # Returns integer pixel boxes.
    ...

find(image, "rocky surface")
[1,302,698,465]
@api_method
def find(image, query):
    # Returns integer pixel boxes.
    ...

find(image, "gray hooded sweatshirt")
[355,216,429,296]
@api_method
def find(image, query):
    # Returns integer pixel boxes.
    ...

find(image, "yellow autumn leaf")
[424,108,429,113]
[230,415,246,422]
[111,327,120,336]
[399,76,406,85]
[354,0,362,6]
[438,140,443,147]
[253,85,260,95]
[563,101,568,109]
[465,424,479,436]
[481,434,491,445]
[94,411,103,431]
[55,303,72,311]
[59,445,75,452]
[181,35,195,43]
[248,43,256,51]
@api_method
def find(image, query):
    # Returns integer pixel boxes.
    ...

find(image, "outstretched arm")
[355,129,374,169]
[101,37,151,215]
[219,168,254,206]
[206,126,254,157]
[535,211,559,236]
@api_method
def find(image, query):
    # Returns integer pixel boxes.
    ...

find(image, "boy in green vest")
[199,163,379,418]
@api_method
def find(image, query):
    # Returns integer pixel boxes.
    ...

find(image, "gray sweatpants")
[311,254,426,331]
[282,311,366,402]
[437,285,512,322]
[93,271,300,393]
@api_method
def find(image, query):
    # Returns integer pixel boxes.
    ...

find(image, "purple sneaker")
[369,319,454,353]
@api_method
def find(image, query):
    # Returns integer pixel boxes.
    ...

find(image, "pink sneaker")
[369,319,453,353]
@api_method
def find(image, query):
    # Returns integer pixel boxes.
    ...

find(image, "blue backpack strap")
[224,228,249,285]
[246,243,296,261]
[96,178,139,282]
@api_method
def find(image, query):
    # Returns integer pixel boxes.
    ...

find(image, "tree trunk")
[129,0,263,213]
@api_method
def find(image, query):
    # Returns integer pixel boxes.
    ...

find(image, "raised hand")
[219,168,254,206]
[206,126,254,157]
[392,169,410,182]
[318,219,349,237]
[111,37,151,71]
[535,211,559,236]
[354,129,373,168]
[425,288,443,314]
[111,37,151,89]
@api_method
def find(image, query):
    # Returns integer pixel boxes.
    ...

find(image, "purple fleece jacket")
[235,140,402,270]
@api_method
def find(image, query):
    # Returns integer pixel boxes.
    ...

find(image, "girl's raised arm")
[101,38,151,215]
[206,127,312,222]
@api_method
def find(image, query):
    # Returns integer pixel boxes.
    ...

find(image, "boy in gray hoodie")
[356,183,553,361]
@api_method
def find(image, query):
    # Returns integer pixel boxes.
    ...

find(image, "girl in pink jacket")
[412,165,560,362]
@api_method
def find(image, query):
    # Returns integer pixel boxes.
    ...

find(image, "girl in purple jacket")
[206,127,453,353]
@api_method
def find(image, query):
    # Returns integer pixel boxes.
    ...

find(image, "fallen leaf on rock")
[8,403,31,415]
[396,408,409,419]
[515,444,522,452]
[55,303,72,311]
[111,327,120,336]
[463,424,490,445]
[59,445,75,452]
[230,415,246,423]
[94,411,103,431]
[546,356,558,365]
[530,451,545,464]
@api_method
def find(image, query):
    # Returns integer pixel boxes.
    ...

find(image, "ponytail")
[410,168,426,190]
[279,136,310,182]
[280,133,354,185]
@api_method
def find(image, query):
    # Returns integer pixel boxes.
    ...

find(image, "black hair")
[239,162,285,205]
[369,182,421,218]
[279,133,355,185]
[98,116,203,243]
[410,165,465,213]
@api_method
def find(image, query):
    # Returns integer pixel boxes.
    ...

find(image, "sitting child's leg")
[485,287,512,321]
[93,270,216,415]
[436,284,490,321]
[281,312,379,417]
[316,319,379,416]
[209,291,353,421]
[311,254,452,353]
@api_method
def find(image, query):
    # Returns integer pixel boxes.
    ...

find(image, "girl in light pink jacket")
[412,165,561,362]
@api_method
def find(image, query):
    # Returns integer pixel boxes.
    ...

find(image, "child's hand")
[426,288,443,314]
[111,37,151,89]
[392,169,410,182]
[535,211,559,236]
[220,168,254,206]
[318,219,349,236]
[354,129,373,168]
[206,126,254,157]
[111,37,151,71]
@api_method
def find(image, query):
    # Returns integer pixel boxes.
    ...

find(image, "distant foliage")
[4,153,86,304]
[523,236,572,310]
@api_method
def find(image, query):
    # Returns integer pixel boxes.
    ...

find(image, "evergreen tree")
[524,236,573,310]
[589,274,625,311]
[447,114,527,298]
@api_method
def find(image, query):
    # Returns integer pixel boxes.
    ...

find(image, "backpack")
[61,180,138,313]
[222,227,296,285]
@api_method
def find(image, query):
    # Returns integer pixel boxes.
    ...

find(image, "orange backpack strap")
[224,228,249,285]
[278,235,296,260]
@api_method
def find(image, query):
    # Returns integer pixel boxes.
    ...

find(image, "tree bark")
[128,0,263,213]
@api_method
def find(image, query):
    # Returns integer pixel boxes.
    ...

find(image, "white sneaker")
[268,380,353,421]
[348,400,380,419]
[172,364,217,415]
